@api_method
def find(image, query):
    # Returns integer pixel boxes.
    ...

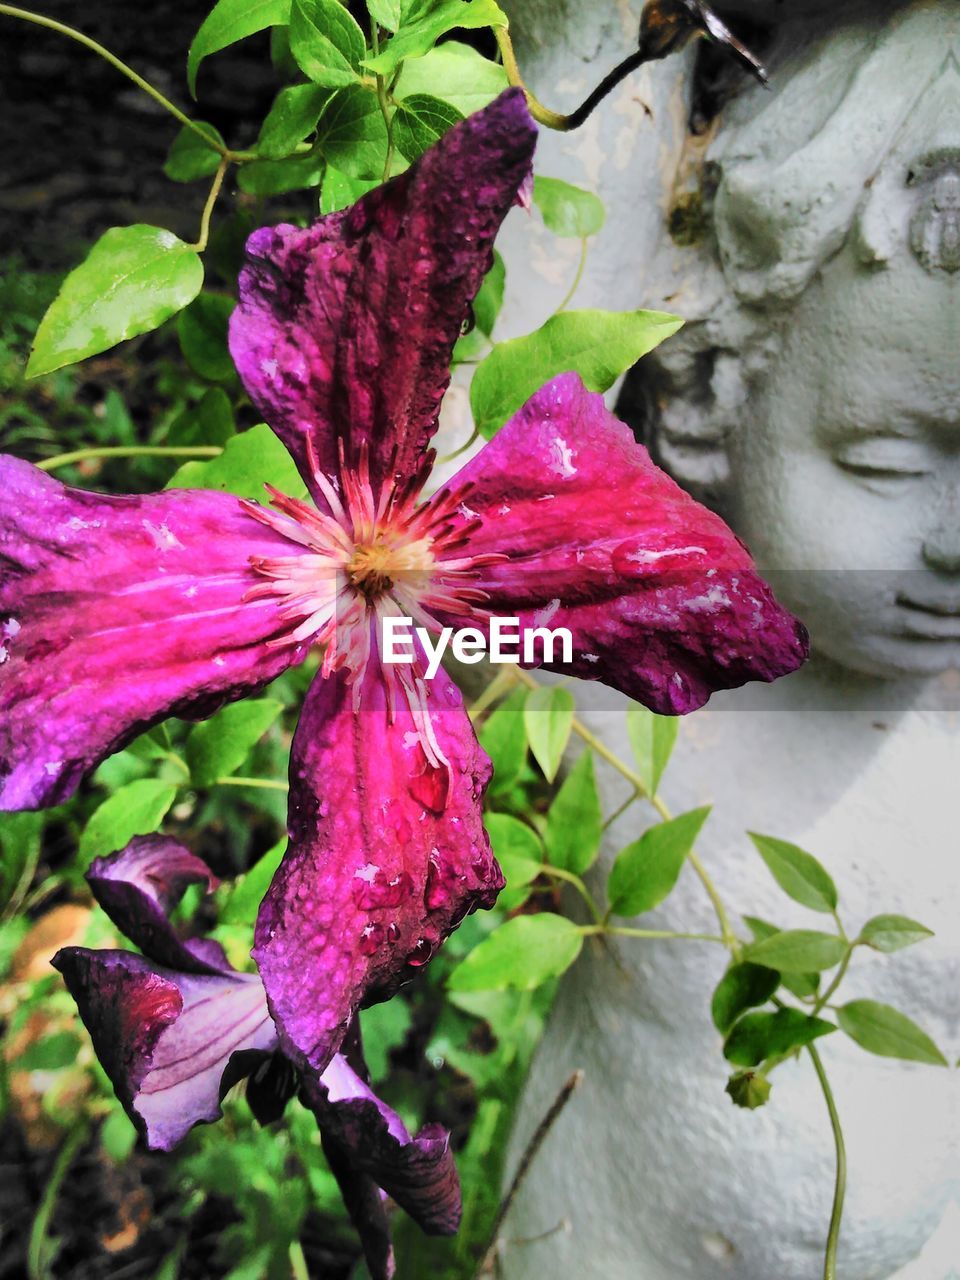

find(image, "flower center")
[346,534,435,601]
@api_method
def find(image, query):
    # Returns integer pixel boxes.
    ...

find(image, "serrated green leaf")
[166,422,307,499]
[27,227,204,377]
[185,699,283,786]
[485,812,542,912]
[544,751,602,874]
[394,41,508,115]
[858,914,934,953]
[177,294,236,382]
[523,686,574,782]
[478,687,527,794]
[79,780,178,867]
[607,806,710,918]
[257,83,330,158]
[188,0,291,96]
[394,93,463,161]
[711,962,780,1034]
[749,832,838,914]
[625,704,679,797]
[163,122,226,182]
[470,308,683,439]
[837,1000,947,1066]
[744,929,847,974]
[290,0,365,86]
[220,838,286,924]
[364,0,508,75]
[367,0,402,31]
[724,1008,836,1068]
[742,915,820,998]
[448,913,582,992]
[533,176,605,238]
[237,152,325,195]
[315,86,390,179]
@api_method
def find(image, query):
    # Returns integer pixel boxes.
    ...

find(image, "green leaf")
[523,686,574,782]
[471,308,683,439]
[360,998,413,1081]
[364,0,508,75]
[478,687,527,794]
[168,387,237,449]
[257,83,330,159]
[544,751,602,874]
[167,422,307,499]
[723,1008,836,1068]
[711,962,780,1034]
[625,704,679,797]
[472,250,505,337]
[749,832,838,914]
[393,41,508,115]
[533,176,605,238]
[237,152,325,195]
[79,780,178,867]
[185,698,283,786]
[315,86,390,179]
[27,227,204,378]
[744,929,847,974]
[101,1107,138,1163]
[485,812,543,912]
[0,812,44,913]
[18,1031,83,1072]
[290,0,365,86]
[742,915,820,999]
[607,806,710,918]
[188,0,291,96]
[220,838,286,924]
[367,0,402,31]
[837,999,947,1066]
[858,914,934,953]
[319,167,381,214]
[177,294,236,382]
[393,94,464,162]
[448,914,582,992]
[163,122,226,182]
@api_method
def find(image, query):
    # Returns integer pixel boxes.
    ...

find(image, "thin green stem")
[37,445,222,472]
[437,426,480,465]
[467,667,516,722]
[188,157,229,252]
[556,237,588,312]
[27,1122,89,1280]
[545,865,604,926]
[808,1044,846,1280]
[0,6,227,154]
[494,26,571,131]
[812,946,854,1017]
[289,1241,310,1280]
[601,791,637,832]
[216,776,289,792]
[580,924,724,944]
[370,26,397,181]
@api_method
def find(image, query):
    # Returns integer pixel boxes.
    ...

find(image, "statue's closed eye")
[832,438,932,483]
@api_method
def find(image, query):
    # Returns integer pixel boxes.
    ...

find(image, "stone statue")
[493,2,959,1276]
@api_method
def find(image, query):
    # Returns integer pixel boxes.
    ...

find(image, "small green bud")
[725,1070,772,1110]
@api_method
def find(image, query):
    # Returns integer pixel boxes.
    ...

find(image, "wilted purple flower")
[54,836,458,1279]
[1,90,807,1092]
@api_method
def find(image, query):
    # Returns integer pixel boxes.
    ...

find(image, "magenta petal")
[253,664,500,1078]
[53,948,277,1151]
[87,836,228,976]
[303,1055,461,1237]
[0,456,310,809]
[440,374,809,714]
[229,90,537,503]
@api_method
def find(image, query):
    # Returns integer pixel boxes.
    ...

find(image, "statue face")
[726,254,959,678]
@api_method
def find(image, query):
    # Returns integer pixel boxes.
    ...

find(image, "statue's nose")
[921,489,960,574]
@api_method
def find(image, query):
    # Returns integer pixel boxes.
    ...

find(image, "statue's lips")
[896,593,960,638]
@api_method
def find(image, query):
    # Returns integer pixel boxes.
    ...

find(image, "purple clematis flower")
[1,90,807,1092]
[54,835,458,1280]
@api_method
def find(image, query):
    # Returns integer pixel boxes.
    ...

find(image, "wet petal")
[303,1054,460,1237]
[0,456,310,809]
[52,947,277,1151]
[87,836,228,975]
[439,373,808,714]
[253,663,499,1078]
[229,90,536,505]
